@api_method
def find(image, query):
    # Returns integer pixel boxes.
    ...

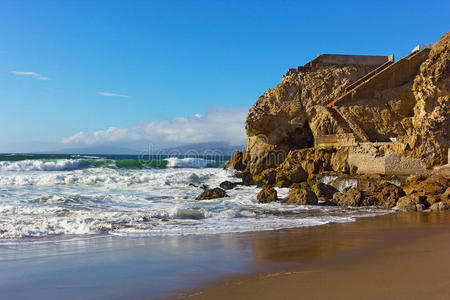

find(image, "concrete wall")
[306,54,389,67]
[348,148,426,175]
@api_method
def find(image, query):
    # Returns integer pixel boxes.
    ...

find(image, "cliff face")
[246,64,377,175]
[236,32,449,183]
[404,33,450,167]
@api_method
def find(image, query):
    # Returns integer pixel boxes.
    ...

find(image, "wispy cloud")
[97,91,129,98]
[61,106,249,148]
[11,71,51,80]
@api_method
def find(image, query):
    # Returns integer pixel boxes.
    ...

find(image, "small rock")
[196,188,229,200]
[257,186,278,203]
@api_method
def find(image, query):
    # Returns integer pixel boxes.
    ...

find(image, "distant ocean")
[0,153,387,240]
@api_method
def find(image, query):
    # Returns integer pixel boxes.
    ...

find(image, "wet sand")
[167,211,450,300]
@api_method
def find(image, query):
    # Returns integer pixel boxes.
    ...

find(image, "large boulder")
[257,186,278,203]
[196,188,229,200]
[284,187,318,205]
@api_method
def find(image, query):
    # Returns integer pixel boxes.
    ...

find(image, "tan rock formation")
[234,32,449,183]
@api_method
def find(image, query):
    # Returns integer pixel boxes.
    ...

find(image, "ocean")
[0,153,387,240]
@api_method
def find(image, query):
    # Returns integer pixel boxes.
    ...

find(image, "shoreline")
[165,211,450,300]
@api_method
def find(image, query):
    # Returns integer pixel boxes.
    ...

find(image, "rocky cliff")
[228,32,449,185]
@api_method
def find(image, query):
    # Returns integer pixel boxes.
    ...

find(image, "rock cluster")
[396,175,450,211]
[333,182,405,208]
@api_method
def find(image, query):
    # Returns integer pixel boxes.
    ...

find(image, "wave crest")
[164,157,212,168]
[0,160,81,172]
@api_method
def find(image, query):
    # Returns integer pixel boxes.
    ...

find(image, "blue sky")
[0,0,448,152]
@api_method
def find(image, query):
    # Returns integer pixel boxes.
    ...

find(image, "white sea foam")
[0,159,81,172]
[164,157,211,168]
[0,166,391,240]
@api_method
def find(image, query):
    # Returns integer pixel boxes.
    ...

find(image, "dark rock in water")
[257,186,278,203]
[241,172,255,186]
[188,183,209,190]
[311,182,339,201]
[284,187,318,205]
[219,181,237,190]
[196,188,229,200]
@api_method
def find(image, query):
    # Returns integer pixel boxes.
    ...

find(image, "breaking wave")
[0,157,221,172]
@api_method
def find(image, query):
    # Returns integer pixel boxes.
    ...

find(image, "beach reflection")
[251,212,450,263]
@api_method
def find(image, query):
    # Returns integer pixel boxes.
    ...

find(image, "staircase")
[327,48,430,108]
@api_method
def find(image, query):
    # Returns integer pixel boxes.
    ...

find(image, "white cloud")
[97,91,129,98]
[11,71,51,80]
[61,106,249,149]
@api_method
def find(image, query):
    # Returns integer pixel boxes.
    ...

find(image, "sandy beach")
[167,211,450,300]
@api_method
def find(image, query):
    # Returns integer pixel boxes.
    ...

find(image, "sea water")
[0,154,388,240]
